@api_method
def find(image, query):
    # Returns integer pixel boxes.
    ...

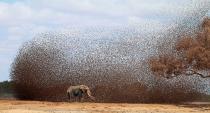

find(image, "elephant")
[67,85,95,102]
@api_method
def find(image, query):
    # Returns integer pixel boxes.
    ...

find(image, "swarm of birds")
[10,1,210,102]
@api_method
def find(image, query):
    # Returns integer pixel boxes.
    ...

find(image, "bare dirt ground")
[0,100,210,113]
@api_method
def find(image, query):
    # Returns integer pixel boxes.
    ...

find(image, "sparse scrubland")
[1,15,210,113]
[0,1,209,113]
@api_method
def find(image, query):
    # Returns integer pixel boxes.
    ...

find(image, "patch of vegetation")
[0,80,14,98]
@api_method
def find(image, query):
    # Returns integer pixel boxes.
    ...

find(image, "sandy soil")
[0,100,210,113]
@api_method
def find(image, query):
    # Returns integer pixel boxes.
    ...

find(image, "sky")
[0,0,210,81]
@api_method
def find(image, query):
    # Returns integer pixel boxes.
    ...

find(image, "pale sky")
[0,0,210,81]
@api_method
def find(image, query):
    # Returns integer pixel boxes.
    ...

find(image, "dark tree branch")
[161,69,210,79]
[184,69,210,78]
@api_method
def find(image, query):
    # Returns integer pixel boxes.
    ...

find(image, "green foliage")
[0,80,14,93]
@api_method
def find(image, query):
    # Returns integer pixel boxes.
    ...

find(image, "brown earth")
[0,100,210,113]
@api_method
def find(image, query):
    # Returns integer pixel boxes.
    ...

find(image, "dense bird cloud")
[0,0,210,81]
[10,1,210,102]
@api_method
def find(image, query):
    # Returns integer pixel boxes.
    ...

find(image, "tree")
[0,80,13,93]
[149,18,210,79]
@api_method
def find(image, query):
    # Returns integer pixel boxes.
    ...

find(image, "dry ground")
[0,100,210,113]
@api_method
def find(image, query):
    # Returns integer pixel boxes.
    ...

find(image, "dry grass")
[0,100,210,113]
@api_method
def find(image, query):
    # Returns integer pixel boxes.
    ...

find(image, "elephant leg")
[79,96,84,102]
[76,97,79,102]
[67,92,71,102]
[81,96,84,102]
